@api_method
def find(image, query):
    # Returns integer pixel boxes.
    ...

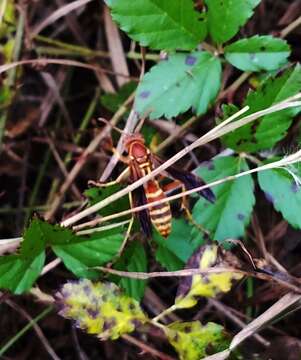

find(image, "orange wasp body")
[124,133,172,237]
[122,133,215,238]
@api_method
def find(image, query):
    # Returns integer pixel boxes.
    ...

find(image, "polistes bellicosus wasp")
[89,118,215,249]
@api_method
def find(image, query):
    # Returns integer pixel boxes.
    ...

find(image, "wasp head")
[123,133,149,163]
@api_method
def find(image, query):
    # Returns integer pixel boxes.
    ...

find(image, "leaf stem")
[152,304,179,323]
[73,146,301,230]
[280,14,301,38]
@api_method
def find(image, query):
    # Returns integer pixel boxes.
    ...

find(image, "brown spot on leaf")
[87,308,99,319]
[185,55,197,66]
[139,90,150,99]
[237,213,245,221]
[103,317,117,331]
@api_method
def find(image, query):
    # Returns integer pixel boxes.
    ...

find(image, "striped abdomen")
[144,180,171,238]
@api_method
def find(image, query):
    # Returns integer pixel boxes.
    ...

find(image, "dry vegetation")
[1,1,301,359]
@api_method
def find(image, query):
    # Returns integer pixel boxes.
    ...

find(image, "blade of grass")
[0,306,53,357]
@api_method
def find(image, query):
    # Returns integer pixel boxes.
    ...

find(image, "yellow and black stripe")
[145,180,172,238]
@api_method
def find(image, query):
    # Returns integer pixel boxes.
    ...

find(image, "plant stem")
[0,306,53,357]
[35,35,160,61]
[62,97,301,228]
[152,304,179,323]
[280,14,301,38]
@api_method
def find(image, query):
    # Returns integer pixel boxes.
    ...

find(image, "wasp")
[91,122,215,239]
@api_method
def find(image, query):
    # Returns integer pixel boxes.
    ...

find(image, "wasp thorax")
[123,134,148,161]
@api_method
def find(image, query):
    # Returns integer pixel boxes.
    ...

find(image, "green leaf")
[155,245,184,271]
[113,241,147,301]
[222,64,301,152]
[0,253,45,294]
[56,279,147,340]
[100,81,137,113]
[52,229,124,278]
[258,166,301,229]
[192,157,255,241]
[154,219,199,270]
[165,321,229,360]
[20,218,48,257]
[84,185,130,217]
[0,218,47,294]
[175,245,243,309]
[225,35,290,72]
[205,0,261,44]
[135,51,221,119]
[20,219,124,279]
[105,0,207,50]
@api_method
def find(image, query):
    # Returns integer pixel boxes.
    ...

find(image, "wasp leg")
[111,147,130,165]
[180,184,210,237]
[88,166,130,188]
[117,191,134,256]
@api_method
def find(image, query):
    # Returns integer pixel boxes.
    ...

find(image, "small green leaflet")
[26,219,124,280]
[165,321,229,360]
[205,0,260,44]
[105,0,207,50]
[52,228,124,278]
[225,35,290,72]
[56,279,147,340]
[0,218,47,294]
[258,167,301,229]
[154,219,199,271]
[222,64,301,152]
[112,241,147,301]
[100,81,137,113]
[0,253,45,294]
[84,185,129,217]
[135,51,221,119]
[192,156,255,241]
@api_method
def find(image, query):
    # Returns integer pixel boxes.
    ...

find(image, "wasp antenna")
[134,117,146,133]
[98,118,125,135]
[134,109,153,133]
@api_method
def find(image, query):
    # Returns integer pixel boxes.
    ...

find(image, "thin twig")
[156,115,198,153]
[208,299,270,347]
[62,96,301,227]
[5,300,60,360]
[0,58,135,79]
[99,48,146,182]
[73,149,301,230]
[121,334,175,360]
[104,6,129,86]
[47,136,82,199]
[41,258,62,276]
[76,219,130,235]
[98,266,301,293]
[32,0,93,36]
[44,91,135,220]
[280,14,301,38]
[0,306,53,357]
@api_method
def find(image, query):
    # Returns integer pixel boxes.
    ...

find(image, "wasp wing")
[132,186,153,238]
[151,154,215,203]
[130,161,153,237]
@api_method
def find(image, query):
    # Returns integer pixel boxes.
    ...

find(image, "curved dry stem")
[62,95,301,228]
[73,149,301,230]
